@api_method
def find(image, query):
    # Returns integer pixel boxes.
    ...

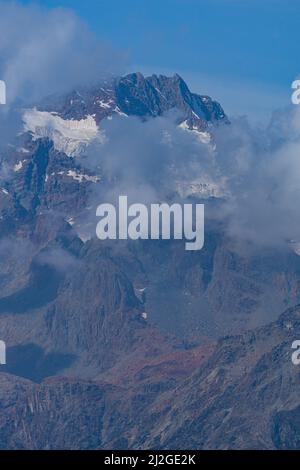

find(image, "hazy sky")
[19,0,300,122]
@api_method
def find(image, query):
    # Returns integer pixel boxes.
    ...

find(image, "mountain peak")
[35,71,228,135]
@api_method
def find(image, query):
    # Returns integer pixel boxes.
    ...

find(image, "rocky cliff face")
[39,72,227,130]
[0,306,299,449]
[0,72,299,449]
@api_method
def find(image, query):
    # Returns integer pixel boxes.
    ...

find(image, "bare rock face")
[39,72,227,131]
[0,306,299,449]
[139,306,300,450]
[0,211,176,382]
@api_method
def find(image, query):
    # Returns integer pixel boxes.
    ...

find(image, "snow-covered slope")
[23,109,101,157]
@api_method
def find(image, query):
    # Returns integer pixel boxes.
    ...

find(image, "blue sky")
[21,0,300,122]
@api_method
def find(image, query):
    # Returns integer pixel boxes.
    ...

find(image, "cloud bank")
[79,104,300,253]
[0,1,126,105]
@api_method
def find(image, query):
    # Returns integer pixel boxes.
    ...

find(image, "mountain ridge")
[37,72,228,132]
[0,71,300,449]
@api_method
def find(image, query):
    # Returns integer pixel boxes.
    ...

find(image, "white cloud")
[0,1,126,104]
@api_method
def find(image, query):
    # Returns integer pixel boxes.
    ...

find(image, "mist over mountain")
[0,59,299,450]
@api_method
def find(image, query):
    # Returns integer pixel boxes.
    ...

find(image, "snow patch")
[66,217,75,226]
[19,147,29,154]
[13,160,24,172]
[98,99,113,109]
[176,178,225,199]
[179,120,211,144]
[113,106,128,117]
[66,170,100,183]
[23,108,103,157]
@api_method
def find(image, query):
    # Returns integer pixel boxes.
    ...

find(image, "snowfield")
[22,108,102,157]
